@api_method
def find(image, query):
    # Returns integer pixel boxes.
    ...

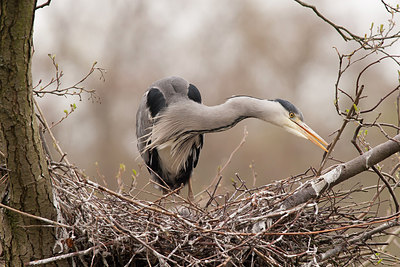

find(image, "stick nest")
[50,161,398,266]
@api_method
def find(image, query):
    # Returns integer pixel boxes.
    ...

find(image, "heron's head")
[269,99,329,152]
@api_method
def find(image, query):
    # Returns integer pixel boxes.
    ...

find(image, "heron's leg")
[187,179,194,201]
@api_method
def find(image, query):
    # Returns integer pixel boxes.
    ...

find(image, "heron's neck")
[151,96,281,145]
[186,96,278,132]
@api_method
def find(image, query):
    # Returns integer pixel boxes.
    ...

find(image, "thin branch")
[34,98,70,165]
[371,165,399,214]
[0,202,72,229]
[196,127,248,198]
[33,56,103,102]
[361,86,400,114]
[26,244,102,265]
[351,125,400,214]
[262,213,400,236]
[35,0,51,10]
[318,86,364,174]
[293,0,362,42]
[317,220,399,263]
[284,133,400,209]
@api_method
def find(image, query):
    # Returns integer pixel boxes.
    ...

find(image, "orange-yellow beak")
[287,118,329,152]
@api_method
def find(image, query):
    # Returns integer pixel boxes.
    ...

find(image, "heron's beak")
[288,118,329,152]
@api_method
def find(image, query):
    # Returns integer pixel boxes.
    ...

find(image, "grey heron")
[136,76,328,199]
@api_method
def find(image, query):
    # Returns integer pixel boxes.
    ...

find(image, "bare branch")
[26,244,103,265]
[317,220,399,264]
[34,99,70,164]
[35,0,51,10]
[0,202,72,229]
[33,55,104,102]
[294,0,400,53]
[293,0,361,42]
[284,134,400,210]
[361,86,400,114]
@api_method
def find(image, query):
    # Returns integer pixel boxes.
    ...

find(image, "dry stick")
[360,86,400,114]
[196,127,248,198]
[321,56,396,174]
[317,86,364,175]
[397,90,400,135]
[283,133,400,210]
[109,219,178,266]
[262,213,400,236]
[139,179,205,214]
[321,56,398,174]
[315,220,400,264]
[81,178,200,229]
[360,226,400,267]
[217,206,306,259]
[293,0,361,42]
[207,212,400,238]
[253,248,279,266]
[33,98,70,165]
[133,185,183,215]
[0,202,72,229]
[215,256,232,267]
[370,165,399,213]
[204,175,223,208]
[377,226,400,255]
[35,0,51,10]
[294,0,400,46]
[351,125,400,215]
[26,245,100,266]
[33,59,100,99]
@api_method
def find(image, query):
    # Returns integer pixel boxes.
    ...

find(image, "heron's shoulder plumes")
[143,106,203,174]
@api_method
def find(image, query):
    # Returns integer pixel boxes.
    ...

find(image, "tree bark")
[0,1,63,266]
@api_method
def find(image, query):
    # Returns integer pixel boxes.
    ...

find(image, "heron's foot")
[188,190,194,202]
[187,180,194,202]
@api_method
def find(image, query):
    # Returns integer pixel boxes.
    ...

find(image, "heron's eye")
[289,112,295,119]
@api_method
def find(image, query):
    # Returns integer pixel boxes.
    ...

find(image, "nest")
[44,160,399,267]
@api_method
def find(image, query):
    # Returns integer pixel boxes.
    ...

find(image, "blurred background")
[32,0,400,199]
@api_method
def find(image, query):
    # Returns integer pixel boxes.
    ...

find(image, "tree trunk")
[0,1,63,266]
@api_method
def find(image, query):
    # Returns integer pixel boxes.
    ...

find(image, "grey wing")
[136,93,152,164]
[136,88,167,170]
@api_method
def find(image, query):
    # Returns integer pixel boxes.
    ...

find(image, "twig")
[351,125,400,214]
[205,175,223,208]
[293,0,362,42]
[35,0,51,10]
[196,127,248,198]
[284,133,400,209]
[360,86,400,114]
[318,86,364,174]
[34,98,70,165]
[26,244,101,265]
[0,202,72,229]
[262,213,400,236]
[317,220,400,263]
